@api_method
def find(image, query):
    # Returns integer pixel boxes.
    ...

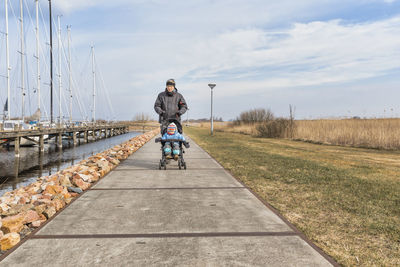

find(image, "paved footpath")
[2,137,335,266]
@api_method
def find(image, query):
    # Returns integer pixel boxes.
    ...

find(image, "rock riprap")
[0,129,158,251]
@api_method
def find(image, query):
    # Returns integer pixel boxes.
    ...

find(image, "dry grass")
[125,120,159,132]
[199,121,259,135]
[295,118,400,150]
[203,118,400,150]
[185,127,400,266]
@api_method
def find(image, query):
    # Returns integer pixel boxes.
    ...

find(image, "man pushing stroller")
[154,79,189,169]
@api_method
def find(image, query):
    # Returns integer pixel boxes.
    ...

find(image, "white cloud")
[196,17,400,87]
[67,13,400,119]
[91,15,400,89]
[3,0,400,120]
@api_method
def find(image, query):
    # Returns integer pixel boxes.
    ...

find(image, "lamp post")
[208,83,216,135]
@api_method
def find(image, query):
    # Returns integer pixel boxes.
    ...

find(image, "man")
[154,79,188,134]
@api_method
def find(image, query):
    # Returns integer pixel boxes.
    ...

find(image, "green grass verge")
[185,127,400,266]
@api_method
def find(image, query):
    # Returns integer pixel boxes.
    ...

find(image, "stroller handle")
[155,137,190,148]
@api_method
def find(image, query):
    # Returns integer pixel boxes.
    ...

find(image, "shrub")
[256,118,294,138]
[235,108,274,125]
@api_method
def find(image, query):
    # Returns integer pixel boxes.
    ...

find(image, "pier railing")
[0,123,130,157]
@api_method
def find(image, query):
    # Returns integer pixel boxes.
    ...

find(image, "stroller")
[155,120,190,170]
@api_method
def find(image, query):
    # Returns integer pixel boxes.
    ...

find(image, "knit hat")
[167,123,177,135]
[166,79,176,87]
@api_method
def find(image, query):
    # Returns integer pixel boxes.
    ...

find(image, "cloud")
[194,17,400,87]
[90,15,400,90]
[2,0,400,120]
[66,13,400,119]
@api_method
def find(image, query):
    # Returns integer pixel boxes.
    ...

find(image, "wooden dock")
[0,124,129,157]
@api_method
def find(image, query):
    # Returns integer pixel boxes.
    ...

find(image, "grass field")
[185,126,400,266]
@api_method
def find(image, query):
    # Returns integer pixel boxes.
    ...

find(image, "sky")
[1,0,400,121]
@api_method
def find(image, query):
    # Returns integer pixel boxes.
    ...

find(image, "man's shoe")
[174,154,179,161]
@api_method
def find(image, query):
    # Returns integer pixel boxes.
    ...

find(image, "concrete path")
[1,137,335,266]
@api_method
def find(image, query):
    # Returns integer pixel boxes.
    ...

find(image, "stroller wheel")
[164,164,167,170]
[178,161,182,170]
[183,162,187,170]
[159,161,162,170]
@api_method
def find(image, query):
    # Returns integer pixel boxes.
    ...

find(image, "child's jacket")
[162,132,186,145]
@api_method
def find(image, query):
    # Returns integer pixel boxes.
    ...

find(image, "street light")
[208,83,216,135]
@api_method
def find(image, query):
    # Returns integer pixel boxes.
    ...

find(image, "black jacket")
[154,88,188,123]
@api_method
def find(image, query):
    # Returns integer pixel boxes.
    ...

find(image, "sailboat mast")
[49,0,53,124]
[5,0,10,120]
[20,0,25,122]
[57,15,62,124]
[91,46,96,123]
[67,26,72,123]
[35,0,40,122]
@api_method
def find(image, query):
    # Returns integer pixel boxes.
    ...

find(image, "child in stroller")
[155,120,190,170]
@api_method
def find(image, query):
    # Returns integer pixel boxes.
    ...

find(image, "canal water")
[0,132,141,196]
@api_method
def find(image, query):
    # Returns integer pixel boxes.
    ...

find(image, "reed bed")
[295,118,400,150]
[198,118,400,150]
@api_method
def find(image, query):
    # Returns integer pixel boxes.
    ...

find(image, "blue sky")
[1,0,400,121]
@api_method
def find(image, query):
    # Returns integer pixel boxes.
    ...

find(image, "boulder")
[26,183,42,195]
[19,225,31,237]
[69,192,79,198]
[72,177,90,191]
[18,196,30,205]
[40,193,52,200]
[31,220,41,228]
[38,214,47,223]
[34,204,48,215]
[63,192,72,200]
[31,194,41,202]
[10,196,21,206]
[2,204,34,217]
[43,185,64,196]
[67,187,83,194]
[97,160,109,169]
[23,210,40,224]
[34,198,52,206]
[40,183,48,192]
[52,199,65,212]
[90,172,100,182]
[108,158,120,165]
[46,175,59,183]
[0,203,10,214]
[0,233,20,251]
[1,214,24,233]
[43,206,56,219]
[59,175,73,187]
[76,174,92,183]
